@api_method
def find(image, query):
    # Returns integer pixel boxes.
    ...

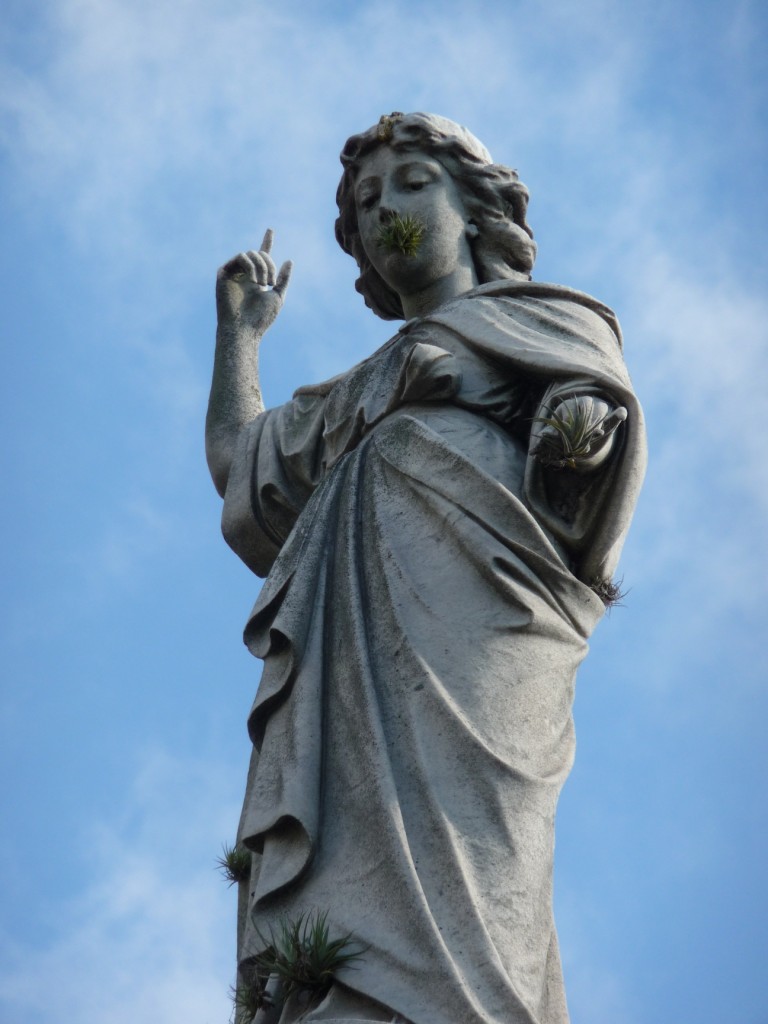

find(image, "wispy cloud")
[0,0,664,264]
[560,921,639,1024]
[0,748,239,1024]
[85,493,178,583]
[622,250,768,619]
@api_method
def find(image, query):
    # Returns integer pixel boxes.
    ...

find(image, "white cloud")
[0,748,240,1024]
[621,251,768,609]
[85,492,178,582]
[0,0,651,258]
[563,950,639,1024]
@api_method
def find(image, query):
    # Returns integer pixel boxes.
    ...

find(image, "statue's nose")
[378,206,397,225]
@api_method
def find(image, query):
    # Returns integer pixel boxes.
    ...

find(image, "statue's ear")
[466,221,480,240]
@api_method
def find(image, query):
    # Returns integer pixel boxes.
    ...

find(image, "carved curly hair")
[335,112,537,321]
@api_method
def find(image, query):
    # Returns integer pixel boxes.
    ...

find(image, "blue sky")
[1,0,766,1021]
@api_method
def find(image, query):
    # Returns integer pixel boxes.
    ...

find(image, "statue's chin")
[371,249,426,294]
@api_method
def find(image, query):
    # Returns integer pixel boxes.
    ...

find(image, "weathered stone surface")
[207,113,646,1024]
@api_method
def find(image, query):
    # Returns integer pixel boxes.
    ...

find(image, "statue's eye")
[408,181,426,191]
[360,192,379,211]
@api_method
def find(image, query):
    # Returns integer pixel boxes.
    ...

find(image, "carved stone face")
[353,147,477,305]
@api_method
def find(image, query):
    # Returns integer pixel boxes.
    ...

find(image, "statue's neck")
[399,264,479,319]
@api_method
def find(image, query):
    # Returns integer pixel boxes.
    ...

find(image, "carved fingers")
[216,229,293,328]
[599,405,628,436]
[260,228,294,299]
[218,229,293,290]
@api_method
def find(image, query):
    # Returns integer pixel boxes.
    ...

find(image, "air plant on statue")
[532,395,621,471]
[588,575,628,609]
[216,842,252,886]
[232,970,273,1022]
[250,910,366,1003]
[376,214,425,257]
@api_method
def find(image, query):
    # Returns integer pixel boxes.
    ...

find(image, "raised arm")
[205,229,292,497]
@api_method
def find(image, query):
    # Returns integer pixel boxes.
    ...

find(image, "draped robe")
[221,281,646,1024]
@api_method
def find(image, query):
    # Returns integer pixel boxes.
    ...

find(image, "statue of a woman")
[206,113,646,1024]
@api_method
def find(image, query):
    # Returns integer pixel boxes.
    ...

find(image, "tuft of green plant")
[251,909,366,1001]
[231,972,272,1023]
[376,214,425,257]
[376,111,404,142]
[231,981,269,1022]
[216,842,252,887]
[532,398,613,470]
[589,575,627,609]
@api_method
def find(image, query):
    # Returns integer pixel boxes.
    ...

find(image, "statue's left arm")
[485,292,648,590]
[524,373,645,591]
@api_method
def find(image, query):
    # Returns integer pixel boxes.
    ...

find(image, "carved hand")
[532,395,627,472]
[216,228,293,335]
[206,230,292,497]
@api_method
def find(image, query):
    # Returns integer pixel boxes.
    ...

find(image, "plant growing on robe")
[587,574,627,609]
[232,971,273,1023]
[250,910,366,1003]
[533,394,617,470]
[217,842,252,886]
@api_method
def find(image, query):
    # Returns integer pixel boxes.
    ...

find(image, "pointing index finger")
[260,228,274,254]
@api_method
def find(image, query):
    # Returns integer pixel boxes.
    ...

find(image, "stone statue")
[206,112,646,1024]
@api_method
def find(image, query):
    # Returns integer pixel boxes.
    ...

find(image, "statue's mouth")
[375,215,425,257]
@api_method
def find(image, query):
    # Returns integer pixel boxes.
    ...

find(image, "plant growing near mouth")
[216,842,252,886]
[376,214,425,257]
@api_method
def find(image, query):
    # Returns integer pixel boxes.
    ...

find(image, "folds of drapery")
[220,282,646,1024]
